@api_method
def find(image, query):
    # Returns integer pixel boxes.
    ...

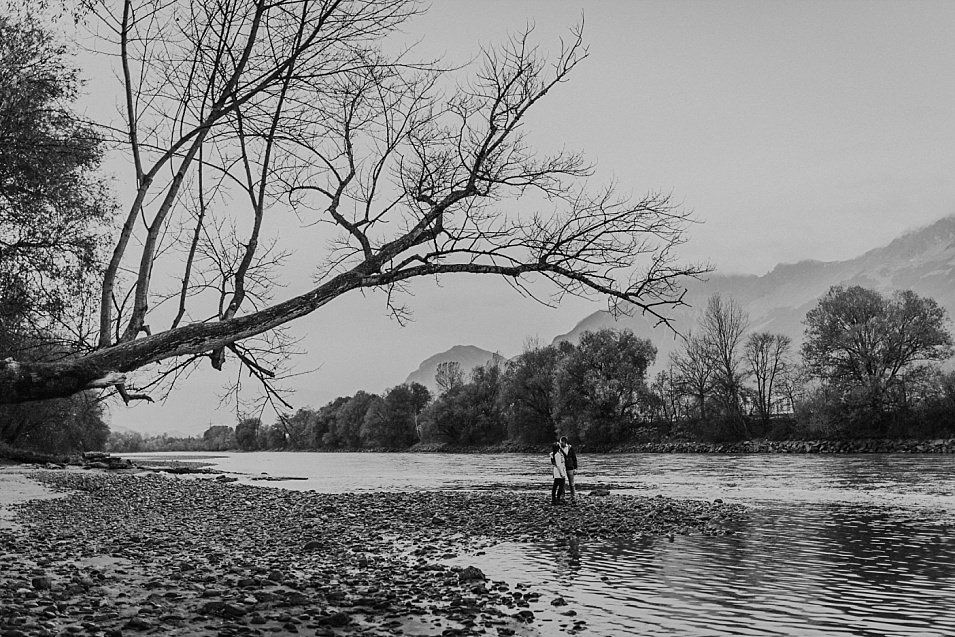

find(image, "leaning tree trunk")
[0,359,125,403]
[0,269,366,404]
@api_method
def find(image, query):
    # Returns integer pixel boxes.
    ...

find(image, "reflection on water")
[474,503,955,636]
[126,452,955,635]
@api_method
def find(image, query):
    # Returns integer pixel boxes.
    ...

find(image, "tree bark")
[0,359,123,403]
[2,268,365,404]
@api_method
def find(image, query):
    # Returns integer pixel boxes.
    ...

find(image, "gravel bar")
[0,470,745,636]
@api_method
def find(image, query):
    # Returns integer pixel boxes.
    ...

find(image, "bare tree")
[744,332,791,426]
[649,367,680,428]
[670,331,713,421]
[0,0,706,406]
[699,294,749,429]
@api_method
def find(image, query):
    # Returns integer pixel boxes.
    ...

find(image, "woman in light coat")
[550,442,567,505]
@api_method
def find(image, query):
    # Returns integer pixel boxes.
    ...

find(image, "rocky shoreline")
[609,437,955,455]
[0,470,744,637]
[411,437,955,455]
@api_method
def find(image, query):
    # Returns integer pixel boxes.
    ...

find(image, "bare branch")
[3,6,708,409]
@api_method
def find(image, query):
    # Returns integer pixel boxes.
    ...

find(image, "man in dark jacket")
[559,436,578,505]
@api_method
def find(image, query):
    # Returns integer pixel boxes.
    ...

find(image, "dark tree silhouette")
[802,286,953,416]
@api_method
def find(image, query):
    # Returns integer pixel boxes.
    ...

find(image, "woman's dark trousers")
[551,478,566,504]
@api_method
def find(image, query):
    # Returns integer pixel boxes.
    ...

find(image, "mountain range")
[408,215,955,385]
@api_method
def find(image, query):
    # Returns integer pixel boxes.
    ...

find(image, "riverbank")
[6,437,955,468]
[0,468,744,636]
[412,437,955,455]
[607,437,955,454]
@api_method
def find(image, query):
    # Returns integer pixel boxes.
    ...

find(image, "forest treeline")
[105,286,955,454]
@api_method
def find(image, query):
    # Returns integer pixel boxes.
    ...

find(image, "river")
[124,452,955,636]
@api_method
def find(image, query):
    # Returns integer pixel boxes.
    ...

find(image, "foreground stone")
[0,471,744,636]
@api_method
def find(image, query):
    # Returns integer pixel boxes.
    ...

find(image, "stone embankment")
[0,471,744,637]
[611,438,955,455]
[409,438,955,455]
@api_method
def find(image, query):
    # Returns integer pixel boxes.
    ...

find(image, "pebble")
[0,470,745,636]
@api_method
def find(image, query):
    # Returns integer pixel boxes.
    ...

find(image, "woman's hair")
[551,443,560,453]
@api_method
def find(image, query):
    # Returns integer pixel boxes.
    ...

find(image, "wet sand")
[0,467,66,530]
[0,467,744,636]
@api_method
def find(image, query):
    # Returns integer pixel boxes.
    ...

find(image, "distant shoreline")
[302,437,955,455]
[4,437,955,470]
[407,437,955,455]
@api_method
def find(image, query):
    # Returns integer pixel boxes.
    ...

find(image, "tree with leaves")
[1,391,108,453]
[0,14,112,347]
[501,341,567,443]
[420,362,505,446]
[802,286,952,422]
[202,424,236,451]
[235,416,260,451]
[555,328,656,445]
[357,382,429,448]
[0,14,112,453]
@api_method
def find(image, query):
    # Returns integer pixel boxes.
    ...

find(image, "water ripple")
[467,502,955,636]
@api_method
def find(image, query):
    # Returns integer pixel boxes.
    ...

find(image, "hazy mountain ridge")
[404,344,505,392]
[404,216,955,382]
[554,215,955,366]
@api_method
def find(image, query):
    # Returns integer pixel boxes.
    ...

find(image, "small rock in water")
[514,609,535,622]
[458,566,486,582]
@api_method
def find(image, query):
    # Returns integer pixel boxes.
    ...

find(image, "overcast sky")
[99,0,955,434]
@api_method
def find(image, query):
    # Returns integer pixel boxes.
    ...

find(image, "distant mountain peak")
[864,215,955,262]
[405,345,505,391]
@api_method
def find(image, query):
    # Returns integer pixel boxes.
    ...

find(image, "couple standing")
[550,436,578,505]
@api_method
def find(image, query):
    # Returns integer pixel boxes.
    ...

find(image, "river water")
[125,452,955,636]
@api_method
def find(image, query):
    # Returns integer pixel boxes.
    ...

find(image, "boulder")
[31,575,52,590]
